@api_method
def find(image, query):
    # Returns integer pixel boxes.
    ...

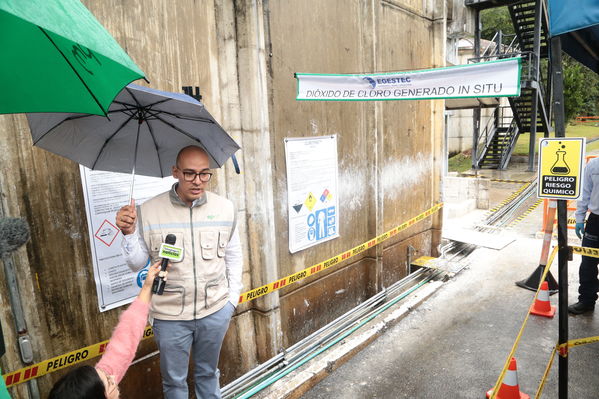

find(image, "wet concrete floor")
[302,166,599,398]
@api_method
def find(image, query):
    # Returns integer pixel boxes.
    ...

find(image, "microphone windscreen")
[165,234,176,245]
[0,217,30,258]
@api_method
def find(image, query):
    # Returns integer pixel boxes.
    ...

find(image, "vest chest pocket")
[218,231,229,258]
[149,233,163,259]
[200,231,217,260]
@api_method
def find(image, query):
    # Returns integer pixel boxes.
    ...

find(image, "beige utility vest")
[140,190,235,321]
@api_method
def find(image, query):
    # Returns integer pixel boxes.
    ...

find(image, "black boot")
[568,302,595,315]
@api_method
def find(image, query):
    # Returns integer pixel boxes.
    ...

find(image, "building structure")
[0,1,453,396]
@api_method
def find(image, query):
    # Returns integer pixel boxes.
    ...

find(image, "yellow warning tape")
[3,203,442,388]
[238,203,443,304]
[487,182,531,214]
[489,245,558,399]
[556,335,599,355]
[571,245,599,258]
[3,327,154,388]
[534,345,557,399]
[535,336,599,398]
[550,217,577,226]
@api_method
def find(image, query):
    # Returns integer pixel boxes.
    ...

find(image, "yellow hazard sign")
[304,192,316,211]
[537,138,585,199]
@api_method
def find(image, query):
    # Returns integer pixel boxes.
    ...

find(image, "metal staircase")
[509,1,549,57]
[466,0,553,170]
[476,107,519,169]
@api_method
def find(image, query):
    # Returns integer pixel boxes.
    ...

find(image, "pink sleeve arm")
[95,298,150,383]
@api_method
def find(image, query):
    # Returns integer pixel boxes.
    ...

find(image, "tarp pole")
[550,34,569,399]
[527,0,543,172]
[472,9,481,169]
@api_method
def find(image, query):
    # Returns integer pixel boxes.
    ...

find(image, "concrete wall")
[443,176,489,218]
[0,0,446,396]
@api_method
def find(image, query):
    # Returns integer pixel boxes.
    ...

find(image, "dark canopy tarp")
[548,0,599,73]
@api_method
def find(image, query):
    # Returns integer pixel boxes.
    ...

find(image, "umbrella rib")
[38,27,109,116]
[91,113,136,169]
[144,121,164,177]
[112,98,172,111]
[147,109,216,124]
[152,115,220,166]
[108,104,139,118]
[32,113,97,145]
[123,88,174,124]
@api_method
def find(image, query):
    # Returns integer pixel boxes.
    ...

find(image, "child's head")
[48,365,106,399]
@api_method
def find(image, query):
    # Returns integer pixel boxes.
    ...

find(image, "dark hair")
[48,365,105,399]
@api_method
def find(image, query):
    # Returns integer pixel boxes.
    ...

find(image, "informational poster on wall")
[285,135,340,253]
[80,166,175,312]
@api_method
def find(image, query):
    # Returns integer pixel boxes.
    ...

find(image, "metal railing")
[469,51,535,81]
[481,31,520,58]
[499,119,520,169]
[475,109,499,168]
[475,106,517,168]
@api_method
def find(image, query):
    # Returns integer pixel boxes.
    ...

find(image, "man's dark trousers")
[579,212,599,304]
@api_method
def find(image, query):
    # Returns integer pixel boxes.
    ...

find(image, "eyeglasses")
[182,170,213,182]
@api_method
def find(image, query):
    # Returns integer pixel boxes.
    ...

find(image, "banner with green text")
[295,57,521,101]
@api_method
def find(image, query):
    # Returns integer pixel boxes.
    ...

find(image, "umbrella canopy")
[26,84,240,178]
[548,0,599,73]
[0,0,145,116]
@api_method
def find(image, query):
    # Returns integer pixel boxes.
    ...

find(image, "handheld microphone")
[0,217,30,258]
[152,234,178,295]
[0,217,30,358]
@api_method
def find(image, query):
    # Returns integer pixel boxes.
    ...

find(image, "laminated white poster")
[285,135,339,253]
[80,166,175,311]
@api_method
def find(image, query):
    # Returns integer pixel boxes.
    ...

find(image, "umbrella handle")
[231,154,241,174]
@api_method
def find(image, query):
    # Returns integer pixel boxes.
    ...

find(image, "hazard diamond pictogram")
[95,219,119,247]
[304,192,317,211]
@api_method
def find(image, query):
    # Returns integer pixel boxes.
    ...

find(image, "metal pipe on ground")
[223,245,475,398]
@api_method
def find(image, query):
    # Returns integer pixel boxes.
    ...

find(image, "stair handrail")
[481,32,499,58]
[506,35,520,54]
[497,105,512,129]
[500,119,520,169]
[477,31,520,61]
[476,107,500,167]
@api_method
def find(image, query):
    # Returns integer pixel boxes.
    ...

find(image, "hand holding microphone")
[152,234,183,295]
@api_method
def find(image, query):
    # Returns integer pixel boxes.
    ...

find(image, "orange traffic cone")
[486,358,530,399]
[530,281,556,318]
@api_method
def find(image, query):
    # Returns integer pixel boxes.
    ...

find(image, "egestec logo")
[363,76,376,89]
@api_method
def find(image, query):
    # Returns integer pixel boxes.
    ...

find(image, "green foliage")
[479,8,599,121]
[563,55,599,121]
[480,8,514,41]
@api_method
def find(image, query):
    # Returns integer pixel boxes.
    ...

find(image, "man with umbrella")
[116,145,243,399]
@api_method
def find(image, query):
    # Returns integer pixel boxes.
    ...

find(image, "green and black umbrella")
[0,0,145,116]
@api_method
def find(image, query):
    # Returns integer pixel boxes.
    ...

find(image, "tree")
[480,7,599,121]
[563,55,599,121]
[481,8,514,42]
